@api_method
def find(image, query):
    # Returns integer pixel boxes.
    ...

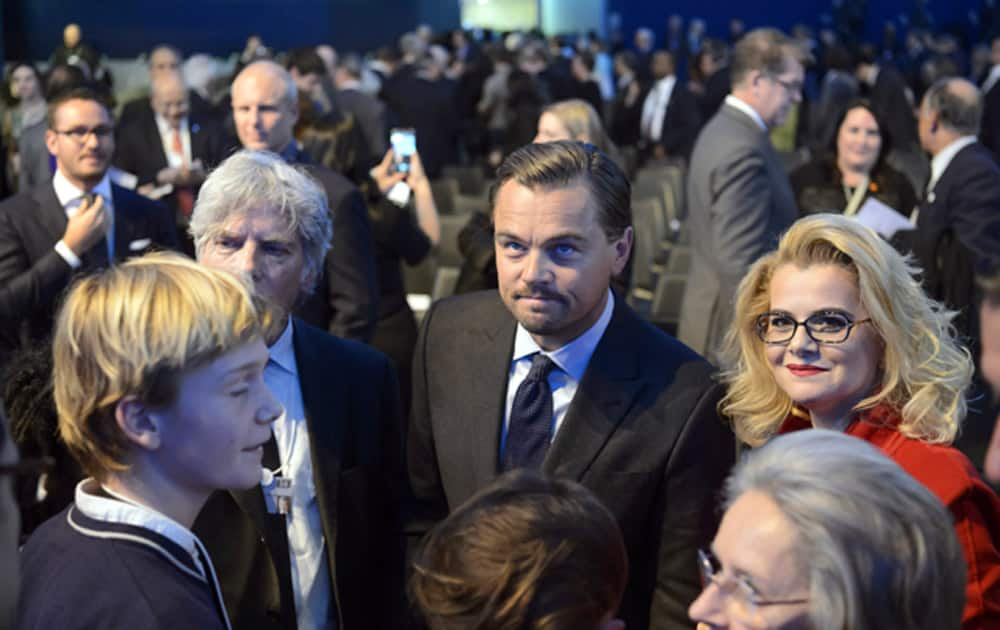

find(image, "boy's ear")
[114,396,162,452]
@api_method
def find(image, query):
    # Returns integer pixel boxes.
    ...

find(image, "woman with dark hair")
[790,99,917,218]
[2,63,46,192]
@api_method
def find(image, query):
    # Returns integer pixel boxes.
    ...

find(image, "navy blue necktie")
[503,353,557,471]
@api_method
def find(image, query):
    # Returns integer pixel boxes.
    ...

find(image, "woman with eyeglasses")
[716,214,1000,627]
[689,429,967,630]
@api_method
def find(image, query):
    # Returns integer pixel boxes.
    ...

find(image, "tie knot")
[526,353,556,382]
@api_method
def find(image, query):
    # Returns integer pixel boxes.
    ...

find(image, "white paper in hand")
[853,197,913,239]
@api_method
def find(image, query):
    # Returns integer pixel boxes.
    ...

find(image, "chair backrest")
[431,266,461,301]
[436,214,469,267]
[430,178,460,215]
[629,196,665,294]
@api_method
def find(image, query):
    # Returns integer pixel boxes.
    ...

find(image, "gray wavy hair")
[189,150,332,291]
[726,430,966,630]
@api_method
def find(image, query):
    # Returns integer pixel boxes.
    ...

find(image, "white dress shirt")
[983,65,1000,95]
[724,94,768,131]
[52,169,114,266]
[156,114,192,168]
[927,135,978,196]
[641,75,677,141]
[501,290,615,459]
[265,319,335,630]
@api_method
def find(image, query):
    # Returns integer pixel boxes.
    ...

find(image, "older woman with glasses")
[718,214,1000,627]
[689,429,967,630]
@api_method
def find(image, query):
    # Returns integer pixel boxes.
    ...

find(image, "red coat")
[780,406,1000,629]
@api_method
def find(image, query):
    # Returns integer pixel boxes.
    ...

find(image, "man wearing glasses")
[679,28,804,360]
[0,87,177,376]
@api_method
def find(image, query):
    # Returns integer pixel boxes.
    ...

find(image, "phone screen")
[390,128,416,173]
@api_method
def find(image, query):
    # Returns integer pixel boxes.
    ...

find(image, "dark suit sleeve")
[326,184,379,341]
[0,204,73,322]
[404,299,449,550]
[660,87,702,159]
[948,160,1000,266]
[651,382,734,630]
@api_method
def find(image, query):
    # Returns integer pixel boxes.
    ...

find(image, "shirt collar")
[724,94,768,131]
[512,289,615,382]
[984,65,1000,93]
[338,79,362,91]
[52,169,112,209]
[929,136,978,192]
[155,113,188,137]
[268,317,298,375]
[74,478,198,558]
[654,74,676,91]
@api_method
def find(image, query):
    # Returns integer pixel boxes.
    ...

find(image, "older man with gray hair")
[190,150,404,630]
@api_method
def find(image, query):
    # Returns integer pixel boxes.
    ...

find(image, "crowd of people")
[1,8,1000,630]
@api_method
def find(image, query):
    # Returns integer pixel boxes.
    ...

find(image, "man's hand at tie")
[63,194,109,256]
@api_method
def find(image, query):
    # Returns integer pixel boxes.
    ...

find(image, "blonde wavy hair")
[542,99,623,168]
[718,214,972,446]
[53,251,273,478]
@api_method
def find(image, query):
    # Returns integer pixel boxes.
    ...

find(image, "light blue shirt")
[265,319,335,630]
[501,290,615,460]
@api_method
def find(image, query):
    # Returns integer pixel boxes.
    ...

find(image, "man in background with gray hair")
[913,77,1000,339]
[191,150,404,630]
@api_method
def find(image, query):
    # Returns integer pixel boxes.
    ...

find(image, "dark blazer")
[113,114,228,188]
[913,141,1000,337]
[286,146,379,343]
[0,181,177,367]
[193,319,404,630]
[644,81,702,161]
[980,79,1000,161]
[408,291,736,630]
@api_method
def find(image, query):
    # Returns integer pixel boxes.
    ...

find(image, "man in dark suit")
[0,87,177,374]
[334,53,389,159]
[230,60,378,342]
[191,150,404,630]
[408,141,735,630]
[914,77,1000,340]
[679,28,802,358]
[114,71,228,255]
[638,49,702,163]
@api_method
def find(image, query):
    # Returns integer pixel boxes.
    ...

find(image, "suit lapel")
[292,320,344,572]
[463,303,516,488]
[33,183,68,243]
[544,299,646,480]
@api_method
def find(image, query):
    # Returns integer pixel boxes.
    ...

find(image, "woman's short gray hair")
[190,150,333,291]
[727,430,966,630]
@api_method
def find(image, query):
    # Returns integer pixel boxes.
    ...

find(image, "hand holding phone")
[390,128,416,174]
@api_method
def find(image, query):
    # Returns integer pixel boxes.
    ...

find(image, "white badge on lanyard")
[261,467,294,516]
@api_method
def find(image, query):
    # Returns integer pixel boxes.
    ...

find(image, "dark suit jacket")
[407,291,736,630]
[913,141,1000,337]
[645,82,702,161]
[193,319,404,630]
[383,76,460,179]
[980,79,1000,161]
[0,181,177,368]
[113,113,228,188]
[286,146,379,343]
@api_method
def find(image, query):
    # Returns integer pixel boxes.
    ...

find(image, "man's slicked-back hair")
[489,140,631,240]
[730,27,799,87]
